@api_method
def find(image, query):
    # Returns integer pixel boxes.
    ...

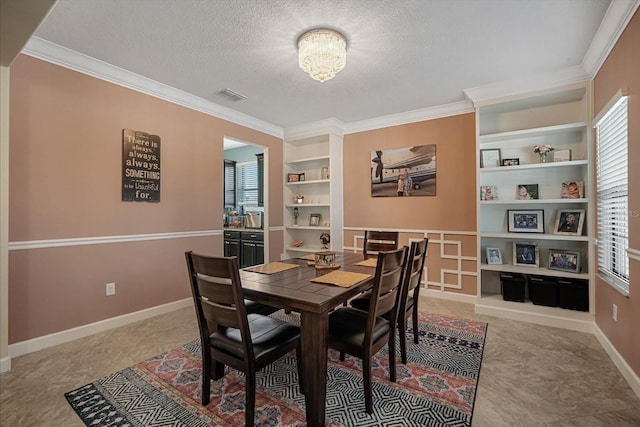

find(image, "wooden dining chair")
[350,238,428,364]
[363,230,399,258]
[185,251,303,427]
[327,246,407,414]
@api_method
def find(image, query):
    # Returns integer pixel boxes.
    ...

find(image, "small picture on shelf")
[554,209,585,235]
[480,185,498,201]
[309,213,321,226]
[502,158,520,166]
[561,181,584,199]
[517,184,539,200]
[486,247,502,264]
[554,149,572,162]
[507,209,545,233]
[480,149,501,168]
[298,172,306,181]
[287,173,299,182]
[548,248,581,273]
[513,242,539,267]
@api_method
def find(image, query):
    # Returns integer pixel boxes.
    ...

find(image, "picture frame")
[513,242,539,267]
[554,209,585,235]
[548,248,581,273]
[287,173,299,182]
[309,213,321,226]
[486,247,502,265]
[554,149,572,162]
[480,185,498,201]
[298,172,306,182]
[517,184,539,200]
[502,158,520,166]
[507,209,545,233]
[561,181,584,199]
[480,149,501,168]
[370,145,437,197]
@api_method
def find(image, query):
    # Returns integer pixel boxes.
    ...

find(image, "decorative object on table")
[533,144,554,163]
[319,232,331,249]
[561,181,584,199]
[293,207,299,225]
[321,166,330,180]
[291,240,303,247]
[314,251,340,270]
[294,194,304,204]
[513,242,539,267]
[502,158,520,166]
[486,247,502,264]
[480,185,498,201]
[554,149,572,162]
[480,148,501,168]
[553,209,585,236]
[287,173,299,182]
[309,213,321,226]
[370,145,437,197]
[507,209,545,233]
[517,184,539,200]
[548,248,581,273]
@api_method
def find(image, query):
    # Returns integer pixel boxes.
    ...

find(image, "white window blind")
[237,161,258,204]
[224,160,236,208]
[595,94,629,293]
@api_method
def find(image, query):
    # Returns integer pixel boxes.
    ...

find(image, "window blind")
[595,95,629,292]
[224,160,236,208]
[237,161,258,204]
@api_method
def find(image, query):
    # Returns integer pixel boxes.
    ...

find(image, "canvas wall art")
[371,145,436,197]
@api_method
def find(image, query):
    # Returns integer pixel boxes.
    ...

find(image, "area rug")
[65,312,487,427]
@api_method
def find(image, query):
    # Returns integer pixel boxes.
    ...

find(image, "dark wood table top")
[239,251,375,314]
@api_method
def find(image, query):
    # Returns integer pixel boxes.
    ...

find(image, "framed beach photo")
[480,185,498,201]
[554,209,585,235]
[548,248,581,273]
[486,247,502,265]
[517,184,539,200]
[480,149,501,168]
[309,213,321,226]
[507,209,545,233]
[513,242,539,267]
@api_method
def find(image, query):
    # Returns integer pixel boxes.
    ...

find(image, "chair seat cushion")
[328,308,390,348]
[244,299,279,316]
[211,314,299,360]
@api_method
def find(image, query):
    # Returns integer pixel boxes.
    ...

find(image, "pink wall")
[593,9,640,376]
[8,55,283,343]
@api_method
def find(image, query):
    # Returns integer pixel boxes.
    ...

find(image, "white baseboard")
[8,298,192,361]
[594,324,640,400]
[422,289,477,305]
[474,303,594,333]
[0,356,10,373]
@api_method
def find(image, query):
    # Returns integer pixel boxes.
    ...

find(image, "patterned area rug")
[65,312,488,427]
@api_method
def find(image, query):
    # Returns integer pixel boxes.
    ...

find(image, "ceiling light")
[297,29,347,83]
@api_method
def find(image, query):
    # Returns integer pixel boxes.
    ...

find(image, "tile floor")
[1,298,639,426]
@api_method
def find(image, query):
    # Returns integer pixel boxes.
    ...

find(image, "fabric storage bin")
[528,275,558,307]
[557,278,589,311]
[500,272,526,302]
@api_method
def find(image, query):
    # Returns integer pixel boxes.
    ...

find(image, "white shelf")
[480,232,589,241]
[285,179,330,186]
[285,203,330,208]
[479,122,587,145]
[286,246,321,253]
[285,155,330,165]
[286,225,330,231]
[480,198,587,205]
[480,263,589,279]
[480,159,587,173]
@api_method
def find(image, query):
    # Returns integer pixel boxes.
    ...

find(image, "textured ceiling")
[32,0,613,130]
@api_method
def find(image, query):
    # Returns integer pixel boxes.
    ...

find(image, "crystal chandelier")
[297,29,347,83]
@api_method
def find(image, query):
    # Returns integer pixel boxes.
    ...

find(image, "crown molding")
[283,118,345,140]
[22,37,284,138]
[582,0,640,78]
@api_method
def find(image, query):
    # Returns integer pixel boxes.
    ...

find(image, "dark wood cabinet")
[240,231,264,268]
[223,230,241,260]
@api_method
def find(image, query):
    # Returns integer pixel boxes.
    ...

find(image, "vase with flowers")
[533,144,554,163]
[294,194,304,204]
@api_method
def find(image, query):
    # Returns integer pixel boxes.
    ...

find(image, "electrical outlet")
[106,282,116,296]
[612,304,618,321]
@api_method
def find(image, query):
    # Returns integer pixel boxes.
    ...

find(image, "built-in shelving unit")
[283,133,343,257]
[474,83,594,331]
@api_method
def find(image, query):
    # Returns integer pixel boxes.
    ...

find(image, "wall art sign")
[122,129,161,202]
[370,144,437,197]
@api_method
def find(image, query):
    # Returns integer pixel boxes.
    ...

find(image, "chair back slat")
[399,238,429,312]
[363,230,399,258]
[367,247,407,324]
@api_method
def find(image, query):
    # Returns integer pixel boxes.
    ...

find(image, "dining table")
[239,251,376,427]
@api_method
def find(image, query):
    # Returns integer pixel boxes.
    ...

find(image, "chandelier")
[297,29,347,83]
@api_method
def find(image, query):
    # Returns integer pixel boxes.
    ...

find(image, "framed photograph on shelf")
[513,242,539,267]
[480,185,498,201]
[548,248,581,273]
[554,209,585,235]
[502,158,520,166]
[309,213,321,226]
[486,247,502,264]
[561,181,584,199]
[507,209,545,233]
[480,149,501,168]
[554,149,572,162]
[287,173,299,182]
[517,184,539,200]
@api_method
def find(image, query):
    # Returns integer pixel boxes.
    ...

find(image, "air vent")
[216,88,247,102]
